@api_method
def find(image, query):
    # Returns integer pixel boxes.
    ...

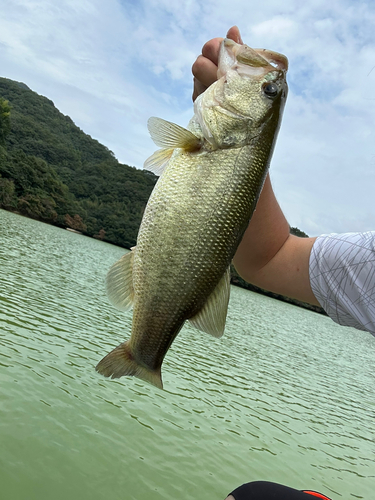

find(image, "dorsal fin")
[148,117,201,151]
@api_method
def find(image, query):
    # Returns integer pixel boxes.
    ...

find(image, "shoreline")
[2,207,326,315]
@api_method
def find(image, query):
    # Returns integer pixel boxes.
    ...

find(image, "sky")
[0,0,375,236]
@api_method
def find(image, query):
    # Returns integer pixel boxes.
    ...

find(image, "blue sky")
[1,0,375,236]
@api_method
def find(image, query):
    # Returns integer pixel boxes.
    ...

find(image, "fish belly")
[130,144,268,366]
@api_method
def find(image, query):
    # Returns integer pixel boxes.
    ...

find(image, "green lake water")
[0,209,374,500]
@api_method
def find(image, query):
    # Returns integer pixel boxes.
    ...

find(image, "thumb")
[226,26,243,44]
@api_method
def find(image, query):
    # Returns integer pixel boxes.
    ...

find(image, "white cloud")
[251,16,297,38]
[0,0,375,235]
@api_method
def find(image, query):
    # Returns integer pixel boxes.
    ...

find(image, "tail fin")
[95,341,163,389]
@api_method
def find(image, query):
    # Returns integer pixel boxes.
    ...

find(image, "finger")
[192,78,207,102]
[192,55,218,88]
[226,25,243,44]
[191,28,244,102]
[201,37,223,66]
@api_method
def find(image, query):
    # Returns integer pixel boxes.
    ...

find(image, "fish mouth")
[253,48,288,72]
[218,39,288,78]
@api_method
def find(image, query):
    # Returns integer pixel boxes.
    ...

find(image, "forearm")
[233,174,319,305]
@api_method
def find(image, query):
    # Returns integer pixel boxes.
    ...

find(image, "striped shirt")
[309,232,375,335]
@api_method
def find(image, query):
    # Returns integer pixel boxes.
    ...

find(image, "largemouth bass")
[96,39,288,388]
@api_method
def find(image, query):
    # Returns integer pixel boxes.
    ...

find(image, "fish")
[95,39,288,389]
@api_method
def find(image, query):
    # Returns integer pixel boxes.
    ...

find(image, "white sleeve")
[309,231,375,335]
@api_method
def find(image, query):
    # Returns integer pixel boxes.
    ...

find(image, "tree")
[0,175,16,208]
[290,226,309,238]
[64,214,87,232]
[94,228,106,240]
[0,98,11,146]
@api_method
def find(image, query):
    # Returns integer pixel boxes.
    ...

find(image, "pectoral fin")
[147,117,201,151]
[106,249,135,311]
[188,267,231,338]
[143,147,174,176]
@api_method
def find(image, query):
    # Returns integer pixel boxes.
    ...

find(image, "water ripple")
[0,209,374,500]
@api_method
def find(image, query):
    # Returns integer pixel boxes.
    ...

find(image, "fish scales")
[96,39,288,388]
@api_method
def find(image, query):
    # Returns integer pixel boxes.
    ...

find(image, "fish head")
[194,39,288,149]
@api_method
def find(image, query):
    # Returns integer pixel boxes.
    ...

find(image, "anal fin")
[188,267,231,338]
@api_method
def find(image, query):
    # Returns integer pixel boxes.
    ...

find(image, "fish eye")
[263,82,278,98]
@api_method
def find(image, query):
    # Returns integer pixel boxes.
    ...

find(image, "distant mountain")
[0,77,157,248]
[0,77,324,313]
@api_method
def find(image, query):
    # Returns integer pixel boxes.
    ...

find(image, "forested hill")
[0,77,157,248]
[0,77,324,313]
[0,76,310,250]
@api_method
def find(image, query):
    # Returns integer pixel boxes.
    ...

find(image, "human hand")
[191,26,243,101]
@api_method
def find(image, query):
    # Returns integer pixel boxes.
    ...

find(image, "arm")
[233,175,319,305]
[192,27,319,306]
